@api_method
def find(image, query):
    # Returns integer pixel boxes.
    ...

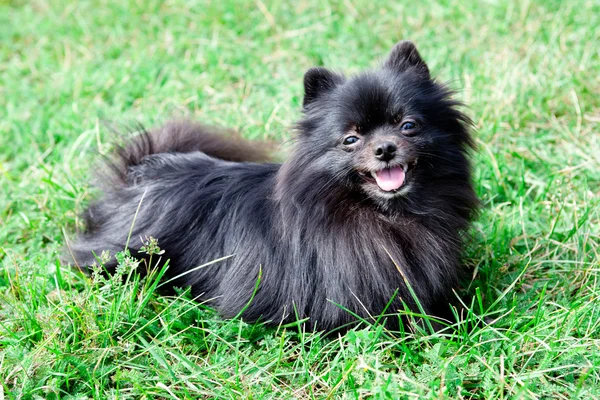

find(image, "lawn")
[1,0,599,398]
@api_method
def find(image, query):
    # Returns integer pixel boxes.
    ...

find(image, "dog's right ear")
[303,67,343,108]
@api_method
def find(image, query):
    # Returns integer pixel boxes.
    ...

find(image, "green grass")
[1,0,599,398]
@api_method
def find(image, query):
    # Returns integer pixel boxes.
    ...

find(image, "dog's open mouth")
[373,166,406,191]
[360,163,414,193]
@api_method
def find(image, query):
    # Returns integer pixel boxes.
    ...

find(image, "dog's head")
[289,41,474,209]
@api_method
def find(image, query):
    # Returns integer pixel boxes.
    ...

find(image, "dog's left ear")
[384,41,430,78]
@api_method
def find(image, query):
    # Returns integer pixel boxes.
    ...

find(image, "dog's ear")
[384,41,430,78]
[303,67,343,107]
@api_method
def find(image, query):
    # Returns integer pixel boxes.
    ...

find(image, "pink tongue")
[374,167,405,191]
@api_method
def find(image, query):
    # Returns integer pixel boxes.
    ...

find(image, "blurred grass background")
[1,0,599,398]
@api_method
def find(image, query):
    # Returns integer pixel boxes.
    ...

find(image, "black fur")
[69,41,478,332]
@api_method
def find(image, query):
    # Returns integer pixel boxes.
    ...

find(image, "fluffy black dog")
[70,41,478,332]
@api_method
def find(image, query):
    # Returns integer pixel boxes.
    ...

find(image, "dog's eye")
[343,136,360,145]
[400,121,418,132]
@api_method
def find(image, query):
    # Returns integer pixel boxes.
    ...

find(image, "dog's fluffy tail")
[103,120,272,187]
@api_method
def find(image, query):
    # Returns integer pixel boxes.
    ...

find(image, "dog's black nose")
[374,142,397,161]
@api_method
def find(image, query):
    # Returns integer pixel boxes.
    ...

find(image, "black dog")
[70,41,478,332]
